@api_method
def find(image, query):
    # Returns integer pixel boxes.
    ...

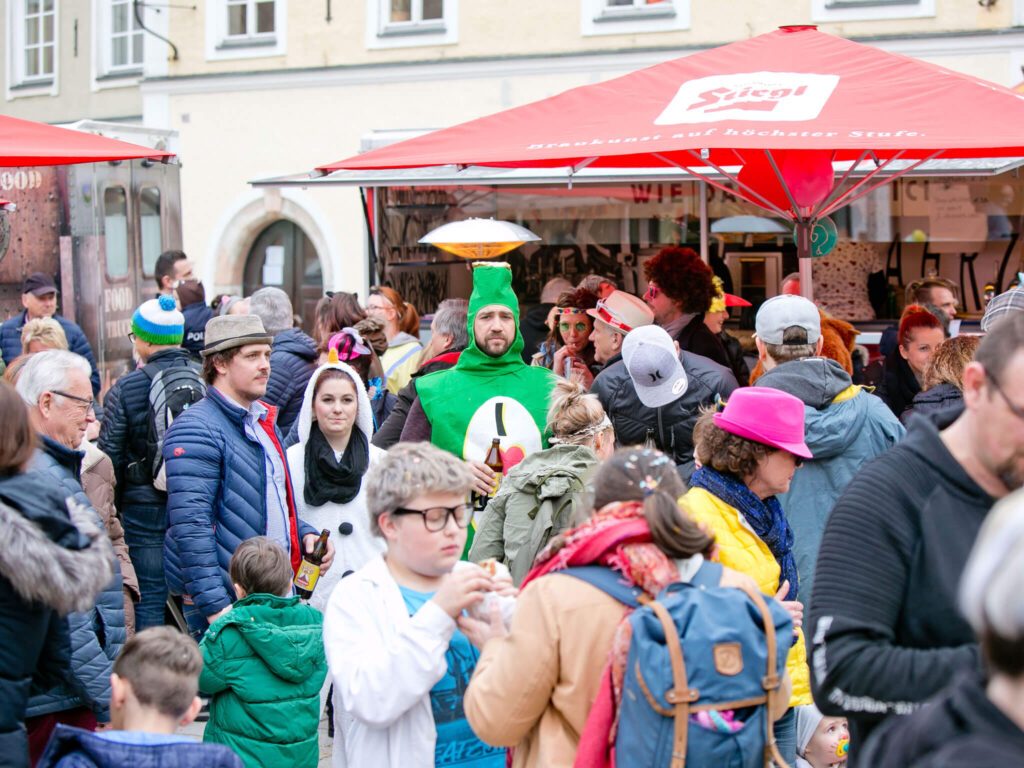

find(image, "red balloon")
[736,150,834,214]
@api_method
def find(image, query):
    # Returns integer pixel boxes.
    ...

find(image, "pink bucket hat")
[713,387,813,459]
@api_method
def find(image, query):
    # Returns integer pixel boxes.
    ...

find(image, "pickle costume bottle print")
[416,262,556,554]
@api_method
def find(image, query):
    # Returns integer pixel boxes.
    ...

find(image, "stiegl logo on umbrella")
[655,72,840,125]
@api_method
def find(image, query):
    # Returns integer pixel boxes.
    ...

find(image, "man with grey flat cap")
[162,314,334,640]
[0,272,100,394]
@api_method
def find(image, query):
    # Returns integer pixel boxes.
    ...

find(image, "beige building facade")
[8,1,1024,309]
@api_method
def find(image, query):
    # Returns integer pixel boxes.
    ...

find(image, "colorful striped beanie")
[132,294,184,345]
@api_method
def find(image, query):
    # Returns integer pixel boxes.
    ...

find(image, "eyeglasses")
[988,372,1024,421]
[127,332,136,342]
[51,390,95,413]
[794,456,804,468]
[559,321,590,334]
[643,283,660,301]
[392,504,474,532]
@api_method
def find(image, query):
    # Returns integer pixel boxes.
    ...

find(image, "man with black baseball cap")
[0,272,100,395]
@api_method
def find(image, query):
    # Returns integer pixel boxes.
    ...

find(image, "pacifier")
[836,738,850,757]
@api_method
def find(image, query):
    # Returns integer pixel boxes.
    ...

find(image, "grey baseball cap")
[622,325,688,408]
[755,294,821,345]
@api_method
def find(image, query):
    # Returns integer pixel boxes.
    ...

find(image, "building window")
[225,0,275,39]
[811,0,933,21]
[367,0,457,48]
[108,0,144,72]
[581,0,688,36]
[19,0,56,83]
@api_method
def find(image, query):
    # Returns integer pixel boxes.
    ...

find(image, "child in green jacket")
[199,537,327,768]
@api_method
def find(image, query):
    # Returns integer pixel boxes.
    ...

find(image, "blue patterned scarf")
[689,466,799,600]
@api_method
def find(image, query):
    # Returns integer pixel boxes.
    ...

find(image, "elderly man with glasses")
[810,312,1024,764]
[14,350,126,757]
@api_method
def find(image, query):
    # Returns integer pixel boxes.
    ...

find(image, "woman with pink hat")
[679,386,814,766]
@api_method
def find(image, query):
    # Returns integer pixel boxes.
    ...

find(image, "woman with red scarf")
[460,448,790,768]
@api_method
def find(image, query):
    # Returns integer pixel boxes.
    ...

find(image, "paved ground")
[178,712,333,767]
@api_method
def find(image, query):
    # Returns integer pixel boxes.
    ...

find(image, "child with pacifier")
[796,704,849,768]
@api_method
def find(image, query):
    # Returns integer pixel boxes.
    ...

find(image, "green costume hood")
[417,263,556,468]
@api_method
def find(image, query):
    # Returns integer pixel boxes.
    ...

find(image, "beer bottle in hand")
[294,529,330,600]
[471,437,504,512]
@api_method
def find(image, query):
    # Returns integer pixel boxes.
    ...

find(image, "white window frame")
[93,0,145,87]
[581,0,690,38]
[811,0,935,23]
[205,0,286,61]
[366,0,458,50]
[6,0,59,98]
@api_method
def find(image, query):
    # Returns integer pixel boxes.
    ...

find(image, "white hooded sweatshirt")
[286,360,386,613]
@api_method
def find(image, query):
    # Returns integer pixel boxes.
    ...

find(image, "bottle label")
[294,561,321,593]
[490,474,502,498]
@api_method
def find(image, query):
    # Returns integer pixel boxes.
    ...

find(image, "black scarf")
[303,422,369,506]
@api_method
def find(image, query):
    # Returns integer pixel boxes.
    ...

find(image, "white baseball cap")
[622,325,688,408]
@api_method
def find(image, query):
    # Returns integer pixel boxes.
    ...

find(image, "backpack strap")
[558,566,644,608]
[729,579,790,768]
[385,345,421,380]
[649,598,699,768]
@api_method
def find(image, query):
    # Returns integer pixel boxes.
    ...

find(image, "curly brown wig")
[643,246,716,314]
[693,409,776,480]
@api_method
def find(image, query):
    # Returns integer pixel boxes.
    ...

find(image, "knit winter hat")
[132,294,184,346]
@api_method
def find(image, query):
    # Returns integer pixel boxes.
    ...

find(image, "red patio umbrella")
[320,25,1024,268]
[0,114,174,166]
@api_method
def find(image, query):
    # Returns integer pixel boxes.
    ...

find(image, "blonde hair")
[922,335,980,392]
[20,318,68,354]
[547,379,610,447]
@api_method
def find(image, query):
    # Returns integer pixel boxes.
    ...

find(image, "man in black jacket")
[250,287,317,437]
[810,313,1024,762]
[373,298,468,449]
[99,296,194,631]
[591,323,737,480]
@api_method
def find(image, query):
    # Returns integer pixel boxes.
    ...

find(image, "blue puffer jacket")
[0,312,101,395]
[26,437,126,723]
[181,301,214,359]
[99,348,194,508]
[265,329,318,437]
[38,724,243,768]
[162,388,316,617]
[755,357,905,606]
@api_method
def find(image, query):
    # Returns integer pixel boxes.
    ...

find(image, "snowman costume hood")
[286,358,385,613]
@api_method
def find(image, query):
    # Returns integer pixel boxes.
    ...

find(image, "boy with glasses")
[323,442,514,768]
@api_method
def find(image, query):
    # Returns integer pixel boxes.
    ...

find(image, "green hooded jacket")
[469,444,599,585]
[199,593,327,768]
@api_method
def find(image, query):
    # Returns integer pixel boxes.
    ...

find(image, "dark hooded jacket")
[901,382,964,426]
[0,312,100,395]
[181,301,214,359]
[877,347,921,419]
[0,473,115,768]
[809,407,990,763]
[755,357,904,605]
[591,349,738,480]
[37,724,243,768]
[859,672,1024,768]
[675,314,731,369]
[265,329,318,437]
[27,438,126,723]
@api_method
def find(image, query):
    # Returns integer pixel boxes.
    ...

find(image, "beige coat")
[464,573,625,768]
[81,441,139,635]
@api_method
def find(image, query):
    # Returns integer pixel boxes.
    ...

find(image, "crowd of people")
[1,243,1024,768]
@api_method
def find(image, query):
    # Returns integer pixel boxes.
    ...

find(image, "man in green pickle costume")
[400,262,557,551]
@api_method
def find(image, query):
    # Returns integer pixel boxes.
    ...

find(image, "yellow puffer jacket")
[679,486,812,708]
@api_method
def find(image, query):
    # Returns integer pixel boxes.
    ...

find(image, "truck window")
[104,186,129,278]
[140,187,162,276]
